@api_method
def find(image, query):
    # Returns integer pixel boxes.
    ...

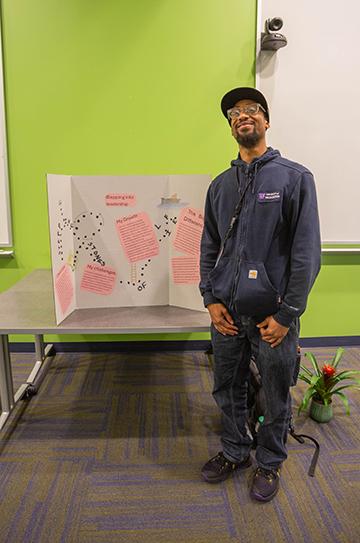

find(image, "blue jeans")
[211,315,299,470]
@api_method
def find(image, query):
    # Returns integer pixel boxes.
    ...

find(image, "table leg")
[35,334,45,361]
[13,335,54,403]
[0,334,14,429]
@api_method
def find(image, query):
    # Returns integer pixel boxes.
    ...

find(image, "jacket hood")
[231,147,280,172]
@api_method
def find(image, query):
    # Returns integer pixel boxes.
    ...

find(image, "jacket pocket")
[233,260,280,316]
[208,256,236,305]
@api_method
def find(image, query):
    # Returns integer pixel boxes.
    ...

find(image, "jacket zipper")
[230,169,253,308]
[230,258,241,309]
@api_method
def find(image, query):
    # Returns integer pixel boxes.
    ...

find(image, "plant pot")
[310,398,333,423]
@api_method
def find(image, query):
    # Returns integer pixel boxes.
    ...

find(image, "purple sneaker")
[250,467,280,502]
[201,451,252,483]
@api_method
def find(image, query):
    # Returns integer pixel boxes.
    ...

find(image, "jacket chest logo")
[257,191,281,203]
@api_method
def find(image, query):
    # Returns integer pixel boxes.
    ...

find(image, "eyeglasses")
[227,103,266,121]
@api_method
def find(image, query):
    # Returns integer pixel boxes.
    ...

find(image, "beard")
[235,129,261,149]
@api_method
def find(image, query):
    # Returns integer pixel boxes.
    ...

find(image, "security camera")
[261,17,287,51]
[267,18,283,32]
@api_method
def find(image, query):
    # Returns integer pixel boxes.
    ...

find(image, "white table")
[0,269,210,430]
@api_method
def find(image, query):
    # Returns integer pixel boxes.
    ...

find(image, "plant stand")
[310,398,333,423]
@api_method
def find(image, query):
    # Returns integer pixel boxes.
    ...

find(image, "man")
[199,87,321,502]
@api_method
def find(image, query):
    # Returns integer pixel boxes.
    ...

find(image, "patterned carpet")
[0,347,359,542]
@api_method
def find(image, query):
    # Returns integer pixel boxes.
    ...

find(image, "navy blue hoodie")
[199,148,321,327]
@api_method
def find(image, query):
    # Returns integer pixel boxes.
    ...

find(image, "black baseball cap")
[221,87,269,123]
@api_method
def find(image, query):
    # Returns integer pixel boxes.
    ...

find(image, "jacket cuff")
[273,309,294,328]
[203,292,222,307]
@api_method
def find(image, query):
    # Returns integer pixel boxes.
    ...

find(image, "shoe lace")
[256,467,279,482]
[211,452,236,472]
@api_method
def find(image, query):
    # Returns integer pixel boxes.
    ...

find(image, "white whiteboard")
[256,0,360,244]
[0,20,11,247]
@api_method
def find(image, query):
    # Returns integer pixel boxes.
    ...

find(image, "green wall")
[0,0,359,342]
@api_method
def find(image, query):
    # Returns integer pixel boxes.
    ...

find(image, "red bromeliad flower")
[322,364,336,379]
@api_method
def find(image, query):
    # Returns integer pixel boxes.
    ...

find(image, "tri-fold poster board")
[47,174,210,324]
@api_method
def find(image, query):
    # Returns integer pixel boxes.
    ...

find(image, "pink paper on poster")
[115,212,159,263]
[173,207,204,256]
[55,264,74,313]
[80,264,117,295]
[171,256,200,284]
[105,193,136,207]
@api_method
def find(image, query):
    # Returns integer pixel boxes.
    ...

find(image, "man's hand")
[257,316,289,348]
[207,303,238,336]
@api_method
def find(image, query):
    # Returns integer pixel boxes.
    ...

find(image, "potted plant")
[298,347,360,422]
